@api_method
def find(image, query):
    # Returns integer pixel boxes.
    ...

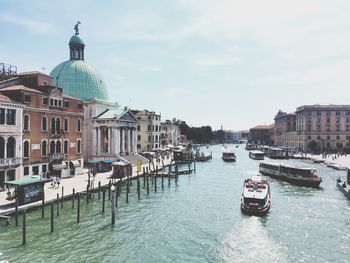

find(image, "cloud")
[0,13,55,34]
[194,55,239,66]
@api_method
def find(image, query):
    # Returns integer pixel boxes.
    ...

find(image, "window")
[77,104,82,109]
[336,135,340,140]
[308,135,311,140]
[50,141,55,153]
[56,141,61,153]
[42,97,48,105]
[64,118,68,132]
[137,125,140,131]
[23,115,30,131]
[64,140,68,154]
[327,135,331,140]
[51,117,56,134]
[326,111,330,116]
[6,109,15,125]
[77,119,81,132]
[58,100,62,107]
[42,116,47,131]
[336,111,340,116]
[77,140,81,154]
[56,118,61,134]
[0,137,4,158]
[64,101,69,108]
[32,166,39,175]
[23,141,29,158]
[317,136,321,140]
[6,170,15,181]
[147,125,151,131]
[42,164,47,173]
[138,135,141,141]
[7,137,15,158]
[0,108,5,124]
[54,100,58,107]
[24,167,29,176]
[316,111,321,116]
[24,94,31,103]
[41,140,47,156]
[50,99,54,106]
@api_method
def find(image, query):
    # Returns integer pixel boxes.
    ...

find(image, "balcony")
[0,157,21,167]
[50,129,64,138]
[49,153,64,162]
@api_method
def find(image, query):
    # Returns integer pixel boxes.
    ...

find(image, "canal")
[0,144,349,262]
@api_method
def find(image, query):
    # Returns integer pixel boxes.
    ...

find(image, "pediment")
[118,110,137,122]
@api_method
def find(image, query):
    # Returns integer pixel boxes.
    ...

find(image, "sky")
[1,0,350,131]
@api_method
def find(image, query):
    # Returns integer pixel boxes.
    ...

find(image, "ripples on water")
[0,145,350,263]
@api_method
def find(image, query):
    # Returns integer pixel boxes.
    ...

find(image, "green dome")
[69,35,84,45]
[50,60,109,101]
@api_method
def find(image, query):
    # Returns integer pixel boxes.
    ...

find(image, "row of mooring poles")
[19,160,181,245]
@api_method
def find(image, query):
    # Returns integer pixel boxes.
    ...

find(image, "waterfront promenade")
[293,153,350,169]
[0,158,172,216]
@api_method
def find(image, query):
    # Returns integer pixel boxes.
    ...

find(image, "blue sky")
[1,0,350,130]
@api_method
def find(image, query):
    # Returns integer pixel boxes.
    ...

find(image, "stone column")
[108,127,112,155]
[92,127,97,156]
[133,128,137,153]
[97,128,101,155]
[121,128,125,155]
[127,129,131,154]
[116,128,120,155]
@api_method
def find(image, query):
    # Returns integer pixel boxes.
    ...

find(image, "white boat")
[240,175,271,216]
[259,162,322,188]
[245,143,257,150]
[266,147,287,159]
[337,169,350,200]
[249,150,264,160]
[222,152,236,162]
[326,163,347,170]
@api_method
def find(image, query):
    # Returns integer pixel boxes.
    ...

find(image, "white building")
[0,94,23,189]
[161,120,180,147]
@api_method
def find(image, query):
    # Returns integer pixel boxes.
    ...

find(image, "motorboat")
[245,143,257,150]
[222,152,236,162]
[249,150,265,160]
[259,162,322,188]
[336,169,350,200]
[240,175,271,216]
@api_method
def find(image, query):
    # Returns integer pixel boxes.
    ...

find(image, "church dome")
[50,24,109,101]
[50,60,108,101]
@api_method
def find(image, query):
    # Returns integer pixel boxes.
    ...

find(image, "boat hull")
[260,171,321,188]
[240,204,270,216]
[337,182,350,200]
[249,153,264,160]
[222,157,236,162]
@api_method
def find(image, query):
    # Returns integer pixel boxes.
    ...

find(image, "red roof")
[0,85,44,94]
[251,124,275,130]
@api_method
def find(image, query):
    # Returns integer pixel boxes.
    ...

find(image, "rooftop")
[0,85,44,94]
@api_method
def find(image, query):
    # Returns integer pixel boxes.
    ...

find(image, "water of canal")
[0,144,349,263]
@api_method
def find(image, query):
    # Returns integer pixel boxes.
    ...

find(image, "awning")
[70,160,81,167]
[101,160,113,164]
[52,162,67,170]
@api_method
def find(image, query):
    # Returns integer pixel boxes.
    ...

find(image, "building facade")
[0,72,84,178]
[132,110,161,152]
[274,110,296,147]
[160,120,180,147]
[249,124,275,145]
[0,94,23,188]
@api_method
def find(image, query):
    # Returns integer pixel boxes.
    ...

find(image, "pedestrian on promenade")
[56,177,60,188]
[51,176,57,188]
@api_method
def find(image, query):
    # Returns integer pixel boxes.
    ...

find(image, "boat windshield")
[223,152,235,157]
[244,197,265,206]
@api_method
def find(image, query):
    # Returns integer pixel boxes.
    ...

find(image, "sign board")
[21,183,44,205]
[137,160,142,172]
[31,144,40,150]
[70,143,76,148]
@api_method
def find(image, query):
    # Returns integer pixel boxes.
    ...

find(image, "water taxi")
[222,152,236,162]
[336,169,350,200]
[240,175,271,216]
[259,162,322,188]
[266,147,287,159]
[245,143,257,150]
[249,150,265,160]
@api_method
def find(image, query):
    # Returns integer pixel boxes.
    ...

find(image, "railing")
[0,157,22,167]
[50,129,64,138]
[48,153,64,161]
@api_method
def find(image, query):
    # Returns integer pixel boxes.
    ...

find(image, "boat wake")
[217,217,287,263]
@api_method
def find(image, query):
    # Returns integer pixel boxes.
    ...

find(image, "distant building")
[0,72,84,178]
[160,120,180,147]
[274,110,296,148]
[249,124,275,145]
[132,110,161,152]
[0,94,23,189]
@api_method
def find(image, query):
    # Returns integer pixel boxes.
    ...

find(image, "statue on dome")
[74,21,81,35]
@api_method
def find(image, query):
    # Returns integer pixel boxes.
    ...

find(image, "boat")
[195,152,212,162]
[240,175,271,216]
[326,163,347,170]
[336,169,350,200]
[266,147,287,159]
[222,152,236,162]
[245,143,257,150]
[235,145,239,148]
[259,162,322,188]
[249,150,265,160]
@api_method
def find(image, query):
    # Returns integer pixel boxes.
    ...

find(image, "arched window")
[23,141,29,158]
[64,140,68,154]
[64,118,69,132]
[0,137,5,158]
[50,141,55,154]
[41,140,47,156]
[51,117,56,134]
[42,116,47,131]
[56,141,61,153]
[56,118,61,134]
[24,115,30,131]
[7,137,15,158]
[77,119,81,132]
[77,140,81,154]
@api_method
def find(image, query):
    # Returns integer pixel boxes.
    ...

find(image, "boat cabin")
[87,159,113,173]
[110,161,132,179]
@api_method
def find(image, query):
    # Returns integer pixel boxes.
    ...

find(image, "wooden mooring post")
[86,185,90,204]
[115,184,118,207]
[22,210,26,245]
[111,185,116,225]
[15,198,18,226]
[50,202,54,233]
[41,191,45,218]
[61,186,64,208]
[126,181,129,203]
[108,181,111,201]
[98,181,101,199]
[161,174,164,190]
[154,175,157,192]
[56,193,59,216]
[194,160,196,173]
[147,176,149,195]
[102,189,106,214]
[137,179,140,199]
[72,188,75,209]
[77,194,80,223]
[143,167,146,187]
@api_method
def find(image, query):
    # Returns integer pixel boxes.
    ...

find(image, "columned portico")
[121,128,125,155]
